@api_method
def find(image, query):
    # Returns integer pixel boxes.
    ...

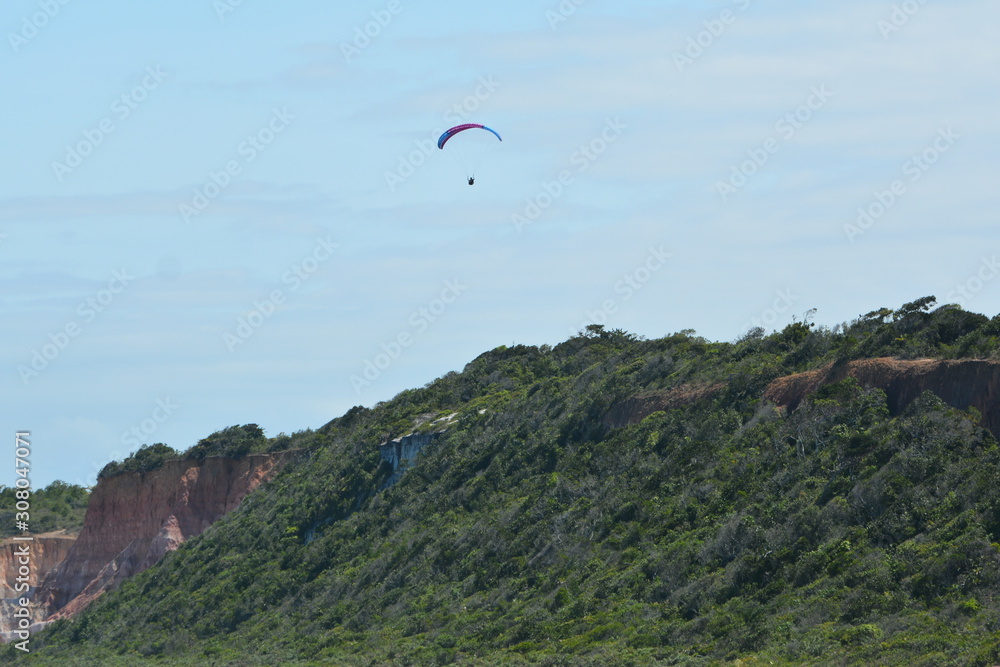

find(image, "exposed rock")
[603,383,725,430]
[31,452,295,626]
[763,357,1000,435]
[378,431,443,488]
[301,430,446,544]
[0,533,76,639]
[0,532,76,599]
[605,358,1000,438]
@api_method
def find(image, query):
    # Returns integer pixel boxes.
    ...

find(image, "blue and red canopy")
[437,124,502,150]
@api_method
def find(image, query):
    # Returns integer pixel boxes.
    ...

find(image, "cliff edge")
[1,533,77,639]
[32,452,295,625]
[763,357,1000,436]
[605,358,1000,438]
[1,532,76,601]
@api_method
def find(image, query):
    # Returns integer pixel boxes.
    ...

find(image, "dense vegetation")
[97,424,277,478]
[0,481,90,538]
[11,297,1000,665]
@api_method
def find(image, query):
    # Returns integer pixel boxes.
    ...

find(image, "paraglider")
[438,124,502,185]
[437,123,502,149]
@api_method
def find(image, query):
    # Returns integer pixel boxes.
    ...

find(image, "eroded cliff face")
[32,452,294,625]
[763,357,1000,436]
[603,384,725,430]
[0,533,77,638]
[378,431,442,488]
[1,533,76,600]
[605,358,1000,437]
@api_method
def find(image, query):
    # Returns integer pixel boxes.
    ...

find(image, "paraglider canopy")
[437,124,502,149]
[438,124,502,183]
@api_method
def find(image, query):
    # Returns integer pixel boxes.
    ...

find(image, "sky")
[2,0,998,488]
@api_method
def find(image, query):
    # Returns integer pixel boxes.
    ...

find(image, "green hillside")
[12,298,1000,665]
[0,481,90,539]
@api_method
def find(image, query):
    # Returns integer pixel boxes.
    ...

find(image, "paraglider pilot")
[437,124,501,186]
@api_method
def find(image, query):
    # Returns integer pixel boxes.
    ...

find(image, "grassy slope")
[12,298,1000,666]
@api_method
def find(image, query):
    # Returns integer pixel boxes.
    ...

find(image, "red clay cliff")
[607,358,1000,438]
[32,452,293,625]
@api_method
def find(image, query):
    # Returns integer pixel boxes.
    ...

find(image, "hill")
[9,296,1000,665]
[0,482,89,540]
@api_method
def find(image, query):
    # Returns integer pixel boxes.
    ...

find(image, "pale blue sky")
[3,0,998,487]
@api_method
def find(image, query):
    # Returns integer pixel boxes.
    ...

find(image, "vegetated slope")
[0,483,90,639]
[764,357,1000,437]
[14,298,1000,666]
[0,482,90,539]
[33,452,296,626]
